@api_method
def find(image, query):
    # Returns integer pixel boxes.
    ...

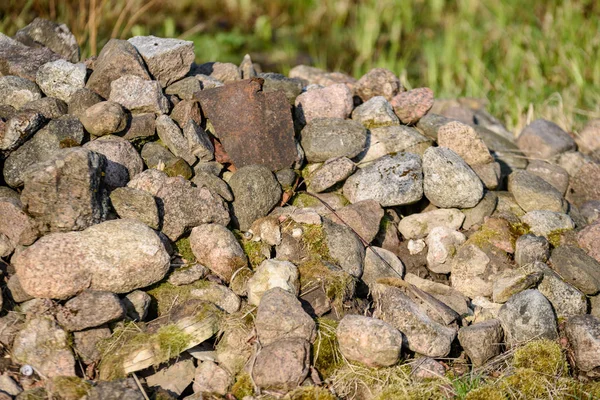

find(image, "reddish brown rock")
[391,87,434,125]
[578,222,600,263]
[195,79,297,171]
[566,162,600,207]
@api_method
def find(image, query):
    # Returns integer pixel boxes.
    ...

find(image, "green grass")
[1,0,599,133]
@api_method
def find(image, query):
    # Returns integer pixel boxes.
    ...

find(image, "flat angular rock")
[247,259,299,306]
[156,115,196,164]
[192,62,241,83]
[306,156,355,193]
[80,101,127,137]
[324,199,383,244]
[0,33,61,81]
[110,187,159,229]
[423,147,484,208]
[36,59,86,102]
[255,287,316,346]
[337,315,403,367]
[398,208,465,240]
[0,75,42,109]
[192,171,232,202]
[514,234,550,266]
[498,289,558,347]
[170,99,201,128]
[168,264,207,286]
[458,319,503,366]
[564,315,600,372]
[195,79,297,171]
[141,142,192,179]
[86,39,151,99]
[351,96,399,128]
[110,75,170,115]
[343,153,423,207]
[84,135,144,188]
[166,77,202,100]
[461,191,498,229]
[128,36,194,87]
[20,96,67,119]
[56,290,124,331]
[67,87,103,118]
[21,148,108,234]
[517,119,576,160]
[508,170,567,213]
[550,246,600,295]
[13,219,170,299]
[300,117,367,163]
[124,290,151,321]
[404,273,471,317]
[390,87,434,125]
[260,72,303,105]
[355,68,402,101]
[252,338,310,392]
[356,125,431,164]
[294,83,354,125]
[492,269,542,303]
[14,18,79,62]
[451,244,496,298]
[521,210,575,238]
[0,111,46,151]
[146,358,195,397]
[184,120,214,161]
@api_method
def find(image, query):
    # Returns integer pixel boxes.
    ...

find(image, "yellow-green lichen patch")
[48,376,92,400]
[147,280,211,316]
[292,192,321,208]
[15,388,48,400]
[512,339,568,376]
[312,318,342,381]
[547,228,571,248]
[508,221,531,238]
[231,372,255,399]
[464,384,507,400]
[300,223,334,262]
[156,324,194,360]
[284,386,337,400]
[174,236,196,263]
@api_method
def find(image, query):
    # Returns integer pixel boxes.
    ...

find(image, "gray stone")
[0,373,22,396]
[109,75,170,115]
[229,165,282,231]
[517,119,576,160]
[155,115,196,164]
[183,120,213,161]
[514,234,550,266]
[461,191,498,229]
[191,171,232,202]
[355,125,431,164]
[300,118,367,163]
[275,168,298,189]
[35,59,86,102]
[565,315,600,372]
[123,290,151,321]
[498,289,558,347]
[122,112,156,142]
[526,160,570,195]
[128,36,194,87]
[451,244,496,298]
[73,326,112,364]
[0,76,42,109]
[170,99,201,129]
[193,73,224,89]
[87,378,144,400]
[0,313,24,348]
[20,96,67,119]
[0,32,61,81]
[191,282,240,314]
[324,200,383,244]
[255,287,316,346]
[190,224,247,283]
[13,219,170,299]
[354,68,402,101]
[398,208,465,240]
[84,135,144,188]
[426,227,466,274]
[306,157,355,193]
[249,216,281,246]
[404,273,472,317]
[492,269,542,303]
[343,153,423,207]
[168,264,207,286]
[21,148,108,234]
[56,290,124,331]
[14,18,79,62]
[475,125,529,174]
[67,87,103,118]
[247,259,299,306]
[86,39,151,99]
[12,315,75,378]
[337,315,403,367]
[80,101,127,137]
[146,358,195,396]
[191,62,240,83]
[110,187,159,229]
[141,142,192,179]
[550,246,600,295]
[7,275,34,303]
[566,161,600,208]
[580,200,600,224]
[165,76,202,100]
[351,96,399,128]
[323,219,365,277]
[508,170,567,213]
[289,65,356,87]
[458,319,503,367]
[239,54,257,79]
[260,72,303,105]
[0,111,46,151]
[520,210,575,238]
[423,147,484,208]
[294,83,353,125]
[252,338,310,392]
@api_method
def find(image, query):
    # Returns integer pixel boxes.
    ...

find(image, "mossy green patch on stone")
[174,236,196,263]
[298,259,354,313]
[284,386,337,400]
[156,324,193,360]
[16,388,48,400]
[508,221,531,238]
[49,376,92,400]
[301,224,333,261]
[231,372,254,399]
[312,318,342,381]
[147,280,212,316]
[464,384,507,400]
[291,192,321,208]
[547,228,570,248]
[512,339,568,376]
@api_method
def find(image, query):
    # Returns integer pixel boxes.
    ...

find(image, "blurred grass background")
[1,0,599,134]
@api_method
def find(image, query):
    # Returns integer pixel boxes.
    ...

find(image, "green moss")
[301,224,332,261]
[242,239,268,269]
[298,259,354,313]
[147,280,211,316]
[500,368,552,399]
[284,386,337,400]
[547,228,570,248]
[174,236,196,263]
[312,318,342,380]
[156,325,193,359]
[512,339,568,376]
[16,388,48,400]
[509,222,531,238]
[291,192,321,208]
[332,363,418,400]
[49,377,92,400]
[464,385,507,400]
[231,373,254,399]
[468,225,502,249]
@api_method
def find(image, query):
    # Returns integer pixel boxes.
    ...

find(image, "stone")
[526,160,570,195]
[390,87,434,125]
[354,68,402,101]
[192,73,224,90]
[67,87,103,118]
[437,121,493,166]
[517,119,576,160]
[192,361,232,395]
[86,39,151,99]
[514,234,550,266]
[255,287,316,346]
[249,216,281,246]
[323,219,365,278]
[294,83,354,125]
[343,153,423,207]
[252,338,310,392]
[146,358,195,397]
[521,262,587,318]
[73,326,112,364]
[462,191,498,229]
[192,171,232,202]
[247,259,299,306]
[426,227,466,274]
[0,111,46,151]
[260,72,303,105]
[581,200,600,224]
[0,313,24,348]
[566,162,600,207]
[110,187,159,229]
[351,96,399,128]
[498,289,558,347]
[337,315,403,367]
[0,33,61,81]
[168,264,207,286]
[411,358,446,380]
[398,208,465,240]
[21,148,108,234]
[0,201,38,257]
[450,244,496,298]
[404,273,472,317]
[141,142,192,179]
[165,76,201,100]
[171,100,201,129]
[564,315,600,372]
[87,378,144,400]
[13,219,170,299]
[423,147,484,208]
[192,62,241,83]
[289,65,356,87]
[521,210,575,238]
[155,115,196,165]
[195,79,298,171]
[128,36,194,87]
[550,246,600,295]
[508,170,567,213]
[0,76,42,109]
[191,283,240,314]
[12,316,75,378]
[373,283,456,357]
[80,101,127,137]
[184,120,214,161]
[458,319,503,367]
[109,75,170,115]
[356,124,432,164]
[56,290,124,331]
[20,96,67,119]
[14,18,79,62]
[0,374,22,396]
[229,165,282,231]
[492,269,542,303]
[123,290,151,321]
[578,223,600,263]
[306,157,356,193]
[239,54,257,79]
[84,135,144,188]
[7,275,34,303]
[301,118,367,163]
[35,59,86,102]
[324,200,383,244]
[576,119,600,155]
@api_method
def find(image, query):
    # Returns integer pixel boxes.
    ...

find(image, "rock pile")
[0,18,600,400]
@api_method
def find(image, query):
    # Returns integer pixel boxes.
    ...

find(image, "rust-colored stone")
[195,79,297,171]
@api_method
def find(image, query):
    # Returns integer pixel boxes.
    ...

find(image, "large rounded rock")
[294,84,353,125]
[550,246,600,295]
[252,337,310,392]
[564,315,600,372]
[13,219,170,299]
[423,147,484,208]
[247,259,299,306]
[56,290,125,332]
[508,170,567,213]
[300,118,367,163]
[83,135,144,188]
[35,59,86,102]
[80,101,127,137]
[517,119,575,160]
[229,165,282,231]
